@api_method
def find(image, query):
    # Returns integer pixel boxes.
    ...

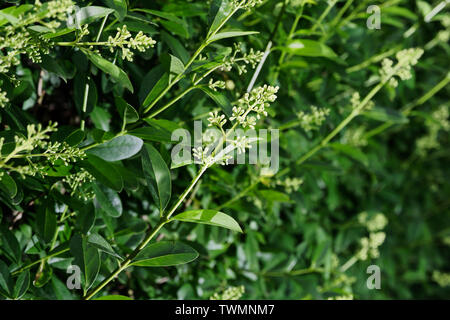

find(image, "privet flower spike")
[0,0,447,303]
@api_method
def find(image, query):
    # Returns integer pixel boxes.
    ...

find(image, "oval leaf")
[131,241,198,267]
[0,227,21,263]
[284,39,338,59]
[13,270,29,299]
[92,183,123,218]
[36,207,57,244]
[172,209,242,233]
[0,259,12,298]
[83,50,133,92]
[0,171,17,198]
[208,30,258,43]
[141,144,171,212]
[69,234,100,293]
[87,233,122,260]
[82,154,123,191]
[87,135,143,162]
[115,96,139,124]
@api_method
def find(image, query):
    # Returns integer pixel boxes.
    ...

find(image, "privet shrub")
[0,0,449,300]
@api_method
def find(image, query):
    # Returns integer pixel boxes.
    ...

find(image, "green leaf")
[384,6,417,20]
[283,39,338,59]
[83,154,124,191]
[136,9,188,38]
[41,159,73,177]
[199,86,233,117]
[141,144,172,212]
[0,11,19,25]
[83,50,133,92]
[329,143,369,166]
[43,27,76,39]
[0,170,17,198]
[139,65,165,105]
[87,233,122,260]
[138,9,182,22]
[51,277,73,300]
[171,158,193,169]
[144,119,182,133]
[208,30,259,43]
[114,164,139,191]
[115,97,139,124]
[40,55,76,83]
[13,270,29,299]
[258,190,291,203]
[0,227,21,263]
[172,210,242,232]
[69,234,101,293]
[142,72,169,108]
[87,135,144,162]
[161,31,190,64]
[163,53,185,82]
[36,207,57,244]
[94,295,133,300]
[75,203,96,234]
[90,106,111,131]
[90,129,115,144]
[0,259,12,298]
[0,5,32,27]
[207,0,234,37]
[160,20,189,39]
[129,127,173,144]
[28,25,54,33]
[103,0,127,21]
[362,107,409,124]
[92,183,123,218]
[67,6,114,28]
[64,129,86,147]
[140,56,184,110]
[131,241,198,267]
[417,0,432,16]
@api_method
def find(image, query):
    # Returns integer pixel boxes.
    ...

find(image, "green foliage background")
[0,0,449,300]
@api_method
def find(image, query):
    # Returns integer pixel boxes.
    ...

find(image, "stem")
[11,247,70,276]
[143,2,245,115]
[80,79,90,131]
[143,44,207,115]
[145,57,249,119]
[145,87,196,120]
[295,81,385,166]
[83,220,167,300]
[329,0,354,28]
[84,165,209,300]
[247,0,289,91]
[310,0,337,33]
[340,256,358,272]
[215,177,262,210]
[223,64,402,202]
[272,5,304,82]
[165,166,208,220]
[346,46,401,74]
[80,131,127,152]
[364,72,450,139]
[80,14,109,131]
